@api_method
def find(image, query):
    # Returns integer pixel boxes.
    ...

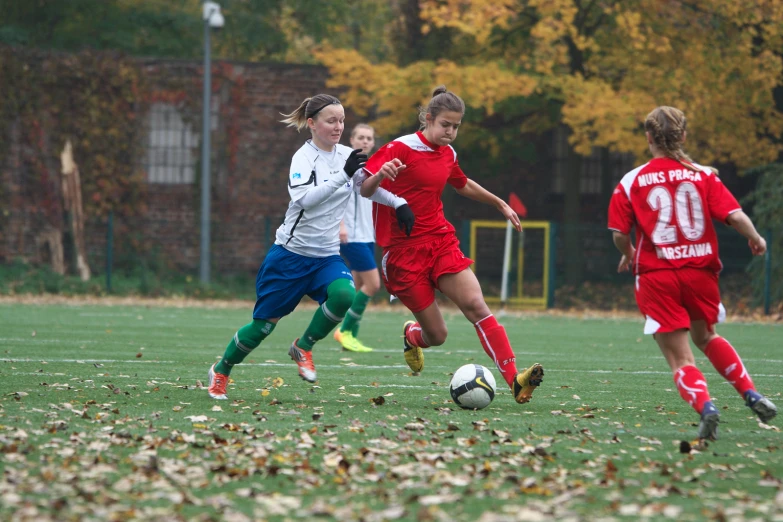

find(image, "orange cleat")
[207,363,229,400]
[289,339,317,382]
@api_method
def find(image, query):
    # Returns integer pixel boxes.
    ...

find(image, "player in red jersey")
[608,106,776,441]
[358,86,543,404]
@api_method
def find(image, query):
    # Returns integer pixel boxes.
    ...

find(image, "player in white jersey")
[207,94,414,399]
[334,124,380,352]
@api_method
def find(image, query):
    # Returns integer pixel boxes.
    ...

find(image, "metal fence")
[4,207,778,314]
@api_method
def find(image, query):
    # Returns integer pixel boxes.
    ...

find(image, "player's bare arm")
[455,179,522,231]
[612,231,635,273]
[358,159,406,197]
[726,211,767,256]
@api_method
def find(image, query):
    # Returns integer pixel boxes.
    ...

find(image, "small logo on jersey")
[331,170,341,175]
[293,172,301,180]
[387,143,394,149]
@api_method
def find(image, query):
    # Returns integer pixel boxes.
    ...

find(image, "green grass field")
[0,301,781,521]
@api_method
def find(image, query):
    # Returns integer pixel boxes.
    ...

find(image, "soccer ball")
[449,364,497,410]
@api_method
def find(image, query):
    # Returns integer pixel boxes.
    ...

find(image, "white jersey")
[275,141,354,257]
[343,190,375,243]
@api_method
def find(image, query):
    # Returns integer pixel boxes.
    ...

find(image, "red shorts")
[381,234,473,313]
[635,268,726,334]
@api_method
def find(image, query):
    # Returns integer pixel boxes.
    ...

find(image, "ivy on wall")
[0,46,255,276]
[0,46,149,231]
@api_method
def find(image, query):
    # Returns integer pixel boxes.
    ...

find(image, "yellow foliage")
[317,0,783,168]
[419,0,518,43]
[314,47,537,136]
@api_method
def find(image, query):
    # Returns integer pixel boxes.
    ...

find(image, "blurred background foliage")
[3,1,780,167]
[0,0,780,310]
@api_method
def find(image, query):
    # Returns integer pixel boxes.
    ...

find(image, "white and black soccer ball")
[449,364,497,410]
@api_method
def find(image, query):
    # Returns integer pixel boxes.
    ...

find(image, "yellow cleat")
[403,321,424,373]
[349,336,373,352]
[334,329,373,352]
[513,363,544,404]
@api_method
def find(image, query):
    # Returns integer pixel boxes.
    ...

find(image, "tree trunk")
[61,140,91,281]
[600,146,613,213]
[563,140,583,286]
[395,0,424,64]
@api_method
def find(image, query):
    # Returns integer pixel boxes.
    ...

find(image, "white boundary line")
[2,358,781,378]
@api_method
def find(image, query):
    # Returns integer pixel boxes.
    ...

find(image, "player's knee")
[693,332,718,352]
[238,319,275,348]
[326,279,356,316]
[425,325,448,346]
[363,279,381,296]
[461,295,491,323]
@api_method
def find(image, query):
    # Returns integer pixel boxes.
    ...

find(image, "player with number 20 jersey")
[607,106,775,443]
[608,157,740,331]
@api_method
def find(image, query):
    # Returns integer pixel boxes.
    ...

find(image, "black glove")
[343,148,368,178]
[395,204,415,237]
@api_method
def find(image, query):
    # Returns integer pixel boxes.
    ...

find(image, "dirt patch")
[0,294,254,310]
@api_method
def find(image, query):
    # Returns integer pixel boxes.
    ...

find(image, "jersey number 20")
[646,182,705,245]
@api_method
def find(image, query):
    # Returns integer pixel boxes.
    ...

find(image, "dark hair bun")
[432,85,448,97]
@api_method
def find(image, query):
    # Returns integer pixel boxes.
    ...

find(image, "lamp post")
[200,1,224,284]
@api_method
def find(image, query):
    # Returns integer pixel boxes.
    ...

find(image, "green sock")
[215,319,275,375]
[299,278,355,351]
[341,290,371,337]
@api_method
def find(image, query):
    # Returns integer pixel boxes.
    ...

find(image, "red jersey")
[607,157,741,275]
[365,131,468,248]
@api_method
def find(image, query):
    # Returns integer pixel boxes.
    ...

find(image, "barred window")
[144,102,199,184]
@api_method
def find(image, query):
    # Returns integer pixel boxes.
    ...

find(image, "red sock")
[704,337,755,397]
[673,365,711,414]
[405,322,430,348]
[475,315,518,388]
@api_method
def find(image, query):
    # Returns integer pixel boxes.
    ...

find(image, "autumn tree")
[0,0,397,63]
[315,0,783,283]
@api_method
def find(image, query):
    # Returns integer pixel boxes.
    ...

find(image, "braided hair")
[644,106,715,173]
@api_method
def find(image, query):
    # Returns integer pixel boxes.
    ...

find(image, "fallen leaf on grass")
[418,494,461,506]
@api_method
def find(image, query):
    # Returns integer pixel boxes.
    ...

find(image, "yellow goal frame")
[468,220,552,309]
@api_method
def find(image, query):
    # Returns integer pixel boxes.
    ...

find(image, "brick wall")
[0,52,355,277]
[0,50,758,280]
[135,59,343,276]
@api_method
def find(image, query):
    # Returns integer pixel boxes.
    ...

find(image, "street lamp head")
[203,1,225,29]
